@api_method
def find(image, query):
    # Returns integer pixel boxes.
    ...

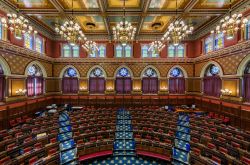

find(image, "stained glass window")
[90,68,104,77]
[0,22,2,40]
[206,64,220,76]
[142,45,149,57]
[125,45,132,57]
[246,20,250,40]
[62,44,79,57]
[35,37,43,53]
[72,46,79,57]
[168,45,175,57]
[115,45,123,57]
[170,68,183,77]
[117,67,130,77]
[177,45,184,57]
[205,36,213,53]
[24,33,33,50]
[64,67,77,77]
[143,68,157,77]
[98,45,106,57]
[214,33,224,50]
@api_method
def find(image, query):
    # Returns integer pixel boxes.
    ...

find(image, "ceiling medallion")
[211,0,248,40]
[112,0,136,46]
[86,22,96,29]
[161,0,193,46]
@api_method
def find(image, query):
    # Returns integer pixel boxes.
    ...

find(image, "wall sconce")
[134,87,141,91]
[161,87,168,91]
[79,86,87,91]
[221,89,232,96]
[106,86,113,91]
[15,89,27,95]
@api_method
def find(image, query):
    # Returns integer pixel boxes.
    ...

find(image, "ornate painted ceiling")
[1,0,248,40]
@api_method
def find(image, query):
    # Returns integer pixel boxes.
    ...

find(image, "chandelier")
[112,0,136,46]
[55,21,86,46]
[82,40,98,54]
[55,0,87,46]
[1,13,36,38]
[148,40,165,53]
[211,0,248,40]
[161,0,193,46]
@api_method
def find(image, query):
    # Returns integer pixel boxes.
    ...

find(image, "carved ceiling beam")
[97,0,111,39]
[184,0,199,12]
[136,0,151,38]
[48,0,64,13]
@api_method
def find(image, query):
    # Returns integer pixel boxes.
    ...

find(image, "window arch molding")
[140,65,161,79]
[237,55,250,76]
[0,56,11,76]
[59,65,80,78]
[167,65,188,78]
[113,65,134,79]
[25,61,47,78]
[87,65,107,78]
[200,61,223,78]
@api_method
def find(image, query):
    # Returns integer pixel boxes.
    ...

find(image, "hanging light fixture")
[148,25,165,53]
[82,40,99,54]
[112,0,136,46]
[211,0,248,40]
[55,0,86,46]
[1,0,37,38]
[161,0,193,46]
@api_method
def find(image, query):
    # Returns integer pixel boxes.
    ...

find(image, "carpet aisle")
[58,110,77,165]
[172,112,191,165]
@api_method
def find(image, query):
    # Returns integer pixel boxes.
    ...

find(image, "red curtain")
[169,77,185,94]
[203,76,221,97]
[27,77,34,96]
[62,77,79,94]
[116,77,132,94]
[142,77,158,94]
[89,77,105,94]
[0,75,4,101]
[243,74,250,102]
[35,77,43,95]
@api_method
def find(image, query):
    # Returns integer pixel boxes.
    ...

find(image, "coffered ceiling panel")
[75,16,106,32]
[107,0,141,8]
[149,0,187,9]
[181,15,215,31]
[10,0,55,9]
[141,16,172,33]
[31,15,65,31]
[193,0,240,9]
[59,0,99,9]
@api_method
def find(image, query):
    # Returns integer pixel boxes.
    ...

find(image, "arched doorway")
[169,67,185,94]
[89,67,105,94]
[26,64,44,96]
[203,64,222,97]
[142,67,158,94]
[62,67,79,94]
[115,67,132,94]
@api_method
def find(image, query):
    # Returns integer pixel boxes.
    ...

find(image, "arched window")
[35,37,43,53]
[27,65,43,96]
[115,44,132,57]
[169,68,185,94]
[115,45,123,57]
[0,21,3,40]
[205,36,214,53]
[115,67,132,94]
[142,67,158,94]
[214,33,224,50]
[62,67,79,94]
[89,67,105,94]
[177,45,184,57]
[24,33,33,50]
[168,45,175,57]
[243,62,250,102]
[0,65,4,101]
[246,20,250,40]
[168,44,185,57]
[62,44,79,57]
[72,45,79,57]
[203,64,221,97]
[89,44,106,58]
[142,45,149,57]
